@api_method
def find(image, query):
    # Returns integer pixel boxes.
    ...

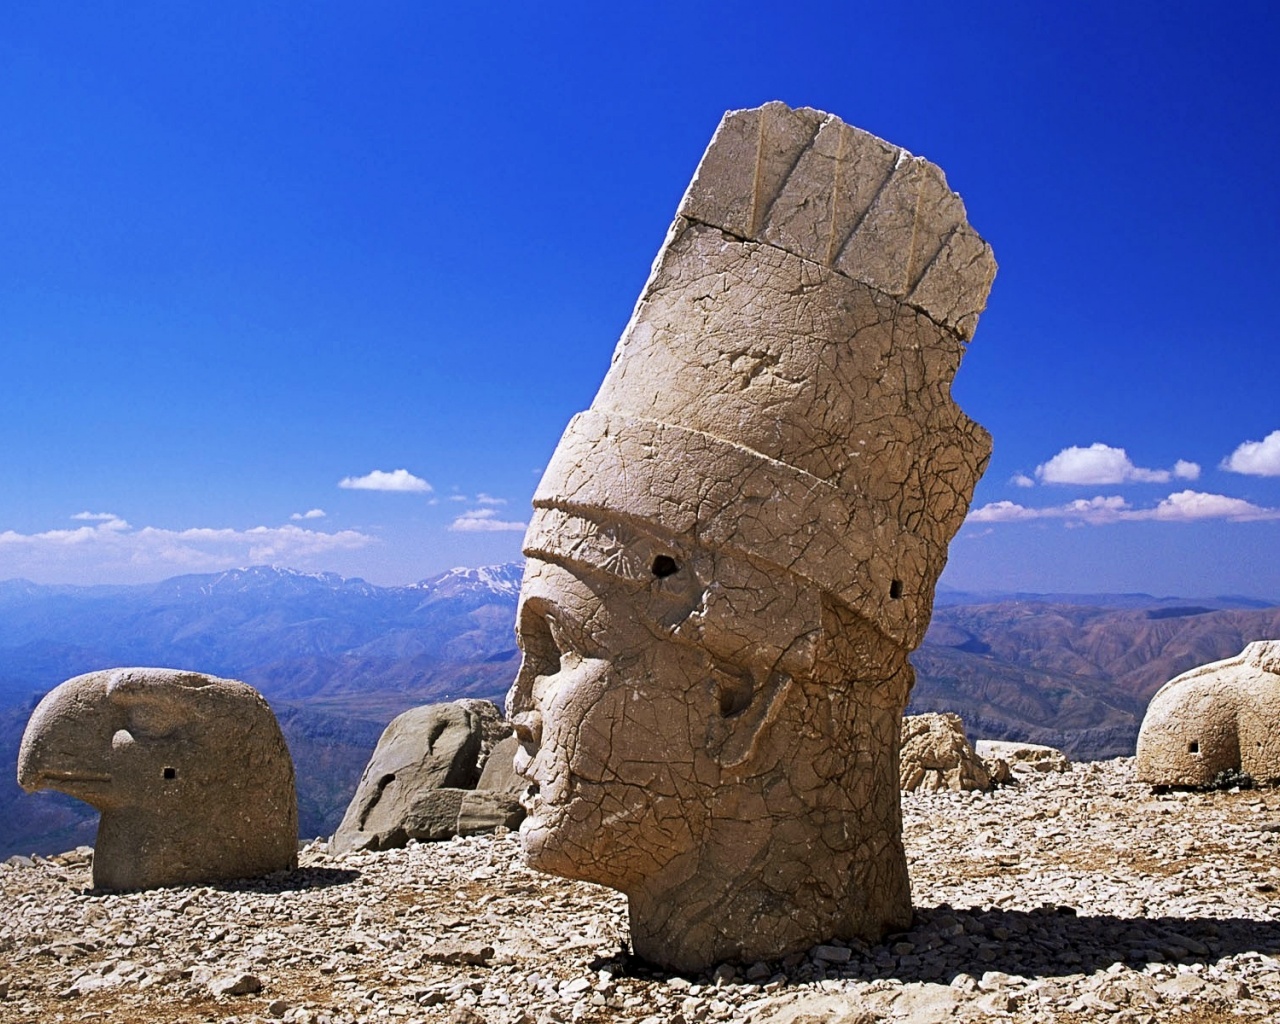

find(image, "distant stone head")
[17,667,297,889]
[1138,640,1280,789]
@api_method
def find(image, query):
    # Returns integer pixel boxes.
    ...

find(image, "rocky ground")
[3,757,1280,1023]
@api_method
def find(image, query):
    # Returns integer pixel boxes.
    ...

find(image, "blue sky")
[2,3,1279,597]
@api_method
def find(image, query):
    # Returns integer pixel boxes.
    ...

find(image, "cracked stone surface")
[1137,640,1280,788]
[506,102,993,971]
[16,668,297,890]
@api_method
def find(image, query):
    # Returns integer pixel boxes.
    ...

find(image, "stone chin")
[517,809,565,874]
[517,779,623,887]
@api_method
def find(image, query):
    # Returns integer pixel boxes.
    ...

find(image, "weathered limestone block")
[900,713,992,792]
[333,700,523,854]
[983,755,1014,786]
[476,734,525,796]
[17,668,297,890]
[507,102,993,971]
[975,739,1070,773]
[1137,640,1280,788]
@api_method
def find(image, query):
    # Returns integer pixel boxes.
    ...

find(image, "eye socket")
[545,615,577,660]
[517,599,587,681]
[652,555,679,578]
[517,604,561,678]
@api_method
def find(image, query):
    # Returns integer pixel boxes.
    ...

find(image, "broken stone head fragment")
[899,713,994,792]
[507,101,994,971]
[17,668,297,889]
[333,699,525,854]
[1137,640,1280,788]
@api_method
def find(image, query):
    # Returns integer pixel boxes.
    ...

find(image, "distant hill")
[4,564,1280,858]
[909,601,1280,760]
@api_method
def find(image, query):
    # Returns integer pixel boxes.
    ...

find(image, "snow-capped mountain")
[412,563,524,601]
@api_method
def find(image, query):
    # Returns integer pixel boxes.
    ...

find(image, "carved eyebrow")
[525,506,692,584]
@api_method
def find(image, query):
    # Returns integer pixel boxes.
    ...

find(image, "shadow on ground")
[598,904,1280,983]
[213,866,361,893]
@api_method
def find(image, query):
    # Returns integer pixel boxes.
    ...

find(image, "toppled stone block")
[1137,640,1280,788]
[901,713,992,792]
[17,668,297,890]
[208,971,262,997]
[476,734,525,796]
[507,102,994,971]
[334,700,524,854]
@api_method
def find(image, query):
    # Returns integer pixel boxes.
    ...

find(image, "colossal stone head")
[507,101,994,971]
[17,668,298,890]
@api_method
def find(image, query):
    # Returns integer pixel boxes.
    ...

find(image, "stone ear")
[672,579,820,678]
[705,668,795,769]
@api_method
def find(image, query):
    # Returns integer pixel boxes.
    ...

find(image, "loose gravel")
[3,756,1279,1023]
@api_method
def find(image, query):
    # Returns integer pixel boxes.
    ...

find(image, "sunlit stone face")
[507,520,810,891]
[510,558,703,889]
[505,513,921,971]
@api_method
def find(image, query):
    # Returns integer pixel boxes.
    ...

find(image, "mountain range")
[3,562,1279,858]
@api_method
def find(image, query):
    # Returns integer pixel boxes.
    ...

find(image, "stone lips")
[1136,640,1280,788]
[17,667,297,890]
[511,101,994,971]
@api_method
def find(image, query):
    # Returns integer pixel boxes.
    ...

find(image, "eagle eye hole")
[162,767,177,780]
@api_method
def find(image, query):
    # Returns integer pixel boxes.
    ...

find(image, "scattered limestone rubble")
[1137,639,1280,789]
[4,758,1280,1023]
[976,740,1071,775]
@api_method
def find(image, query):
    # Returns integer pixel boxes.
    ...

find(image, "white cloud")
[969,495,1130,524]
[72,511,124,522]
[1011,473,1035,488]
[448,508,528,533]
[338,469,431,493]
[1035,443,1190,485]
[1222,430,1280,476]
[0,517,375,582]
[1137,490,1280,522]
[968,490,1280,526]
[448,494,468,502]
[290,508,326,520]
[475,493,506,506]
